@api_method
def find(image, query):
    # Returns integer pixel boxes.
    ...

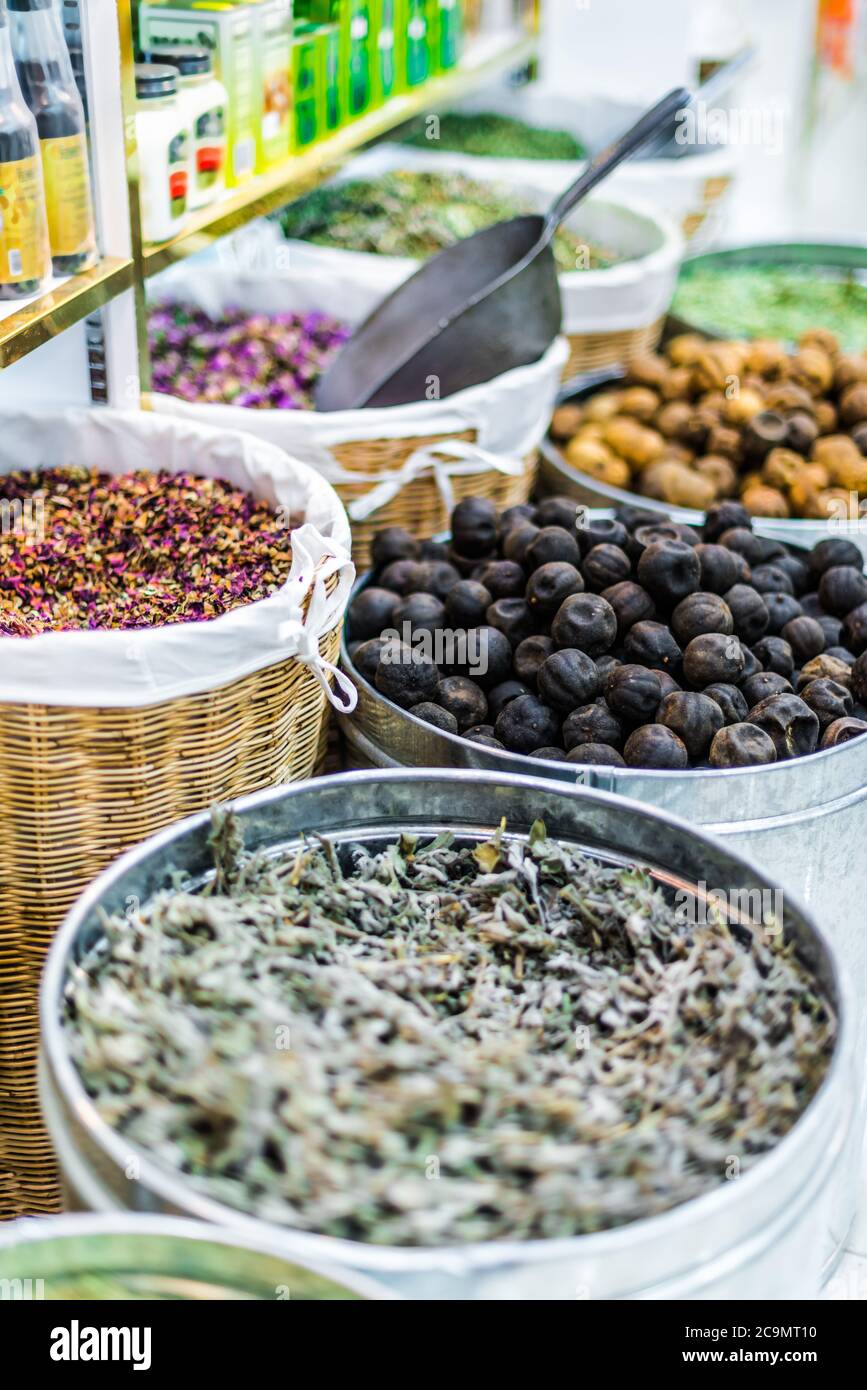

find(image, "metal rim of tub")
[40,768,854,1297]
[0,1211,396,1300]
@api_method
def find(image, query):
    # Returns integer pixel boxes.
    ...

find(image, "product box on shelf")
[296,1,343,130]
[254,0,293,170]
[291,20,323,147]
[139,2,258,187]
[302,0,375,121]
[433,0,460,71]
[372,0,405,103]
[404,0,435,87]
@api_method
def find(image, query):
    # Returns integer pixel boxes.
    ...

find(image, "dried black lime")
[671,593,734,647]
[657,691,724,760]
[435,676,488,730]
[624,724,688,769]
[747,693,820,759]
[752,636,795,679]
[412,702,459,733]
[709,723,777,768]
[703,682,750,724]
[494,693,561,753]
[562,701,623,751]
[605,664,662,722]
[637,540,701,605]
[623,620,683,673]
[526,561,584,614]
[537,649,600,711]
[514,634,555,685]
[799,677,853,729]
[551,593,617,655]
[683,633,746,687]
[349,587,400,640]
[566,742,626,766]
[445,580,492,627]
[375,644,440,708]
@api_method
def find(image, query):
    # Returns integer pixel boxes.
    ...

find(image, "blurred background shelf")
[0,258,134,369]
[140,31,537,278]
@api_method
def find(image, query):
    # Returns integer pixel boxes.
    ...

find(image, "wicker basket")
[0,408,354,1221]
[562,316,666,383]
[331,432,538,570]
[0,587,341,1221]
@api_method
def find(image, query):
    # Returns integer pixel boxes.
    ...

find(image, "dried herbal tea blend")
[276,171,618,273]
[64,809,834,1247]
[401,111,587,162]
[149,303,350,410]
[0,468,292,635]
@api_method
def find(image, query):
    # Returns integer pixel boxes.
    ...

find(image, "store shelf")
[141,31,537,278]
[0,257,134,369]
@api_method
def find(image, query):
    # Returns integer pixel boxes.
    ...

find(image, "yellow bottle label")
[0,155,50,284]
[41,134,96,261]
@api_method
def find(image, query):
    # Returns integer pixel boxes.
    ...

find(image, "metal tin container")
[41,770,855,1300]
[0,1212,393,1300]
[540,372,867,560]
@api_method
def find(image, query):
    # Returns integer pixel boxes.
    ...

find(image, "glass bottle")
[8,0,96,275]
[0,2,50,298]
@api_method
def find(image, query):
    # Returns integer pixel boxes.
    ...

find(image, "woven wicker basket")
[0,597,341,1221]
[562,316,666,383]
[331,432,538,570]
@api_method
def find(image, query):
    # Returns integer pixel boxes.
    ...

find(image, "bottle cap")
[139,46,213,79]
[135,63,179,101]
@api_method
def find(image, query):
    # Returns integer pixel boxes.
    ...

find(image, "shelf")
[141,31,537,278]
[0,257,135,369]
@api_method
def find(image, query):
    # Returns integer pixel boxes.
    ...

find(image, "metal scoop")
[314,86,691,412]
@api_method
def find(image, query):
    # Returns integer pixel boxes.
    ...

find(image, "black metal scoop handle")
[542,86,692,244]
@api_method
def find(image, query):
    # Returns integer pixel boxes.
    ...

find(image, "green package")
[294,1,342,127]
[404,0,434,87]
[138,2,258,186]
[372,0,405,103]
[344,1,374,119]
[433,0,460,72]
[321,21,342,129]
[254,0,293,170]
[291,21,322,148]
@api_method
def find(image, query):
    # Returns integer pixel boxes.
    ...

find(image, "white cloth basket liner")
[0,408,355,710]
[148,265,568,509]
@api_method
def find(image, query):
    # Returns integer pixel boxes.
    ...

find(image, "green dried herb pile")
[63,810,834,1246]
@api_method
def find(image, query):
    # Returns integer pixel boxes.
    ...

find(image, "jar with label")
[8,0,97,276]
[134,64,190,244]
[141,46,227,211]
[0,4,50,298]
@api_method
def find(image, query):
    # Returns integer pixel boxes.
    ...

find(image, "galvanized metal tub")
[41,770,856,1300]
[0,1212,394,1300]
[539,374,867,560]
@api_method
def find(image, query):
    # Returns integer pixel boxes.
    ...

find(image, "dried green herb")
[64,808,834,1247]
[401,112,586,162]
[276,171,619,273]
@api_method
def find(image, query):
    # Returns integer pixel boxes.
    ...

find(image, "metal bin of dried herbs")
[61,805,835,1248]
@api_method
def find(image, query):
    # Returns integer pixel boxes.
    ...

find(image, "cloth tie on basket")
[329,440,528,522]
[277,536,358,713]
